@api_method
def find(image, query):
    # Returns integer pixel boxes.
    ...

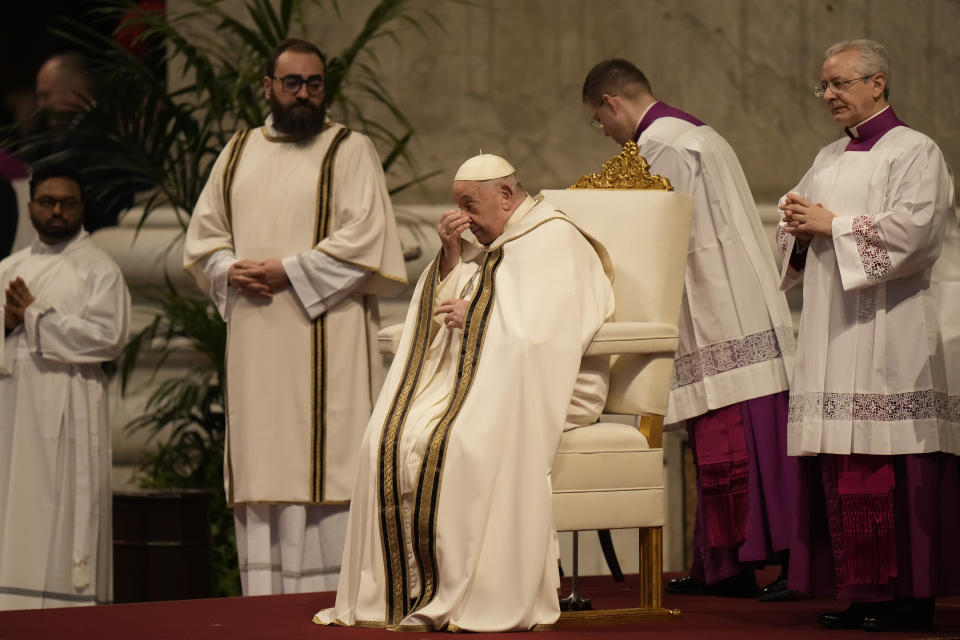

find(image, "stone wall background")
[204,0,959,204]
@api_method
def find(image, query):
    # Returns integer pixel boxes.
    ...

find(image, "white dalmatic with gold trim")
[0,231,130,609]
[315,195,614,632]
[777,125,960,456]
[183,116,407,594]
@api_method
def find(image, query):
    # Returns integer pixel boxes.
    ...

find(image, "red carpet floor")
[2,571,960,639]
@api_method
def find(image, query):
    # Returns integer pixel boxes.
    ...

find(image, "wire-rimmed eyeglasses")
[812,75,874,98]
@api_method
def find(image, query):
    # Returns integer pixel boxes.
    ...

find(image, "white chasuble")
[315,196,614,632]
[634,105,795,425]
[184,120,406,505]
[0,231,130,609]
[777,117,960,455]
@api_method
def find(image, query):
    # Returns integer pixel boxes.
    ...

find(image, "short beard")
[31,214,83,242]
[270,95,327,139]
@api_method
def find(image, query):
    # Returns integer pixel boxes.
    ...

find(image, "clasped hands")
[228,258,289,302]
[779,193,836,244]
[4,277,34,330]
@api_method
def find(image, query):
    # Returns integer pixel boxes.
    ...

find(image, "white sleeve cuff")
[203,250,238,319]
[284,251,369,320]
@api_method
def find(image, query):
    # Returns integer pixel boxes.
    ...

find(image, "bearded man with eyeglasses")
[0,163,131,609]
[778,38,960,632]
[184,38,407,596]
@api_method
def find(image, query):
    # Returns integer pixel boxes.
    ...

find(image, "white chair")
[542,143,693,626]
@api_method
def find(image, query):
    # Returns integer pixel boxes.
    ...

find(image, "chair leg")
[559,532,592,611]
[638,527,663,609]
[597,530,625,582]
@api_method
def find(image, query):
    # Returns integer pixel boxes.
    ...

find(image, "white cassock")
[315,195,614,631]
[777,107,960,455]
[183,116,407,594]
[633,102,794,425]
[0,230,130,609]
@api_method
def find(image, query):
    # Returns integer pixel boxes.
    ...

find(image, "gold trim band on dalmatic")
[221,128,251,507]
[223,128,252,226]
[310,126,353,503]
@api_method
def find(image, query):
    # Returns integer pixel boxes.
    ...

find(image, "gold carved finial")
[570,141,673,190]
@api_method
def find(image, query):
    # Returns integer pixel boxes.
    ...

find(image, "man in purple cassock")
[778,38,960,632]
[582,59,798,601]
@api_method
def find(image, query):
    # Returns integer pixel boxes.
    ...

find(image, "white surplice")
[0,230,130,609]
[315,195,614,632]
[777,117,960,455]
[184,117,406,595]
[635,105,795,425]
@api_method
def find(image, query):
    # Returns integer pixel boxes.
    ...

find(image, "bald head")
[36,52,94,128]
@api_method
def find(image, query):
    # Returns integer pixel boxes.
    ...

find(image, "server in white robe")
[0,164,130,609]
[778,39,960,632]
[183,39,406,595]
[582,59,797,598]
[315,154,614,632]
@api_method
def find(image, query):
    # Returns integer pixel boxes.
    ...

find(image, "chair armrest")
[378,323,404,355]
[584,321,678,356]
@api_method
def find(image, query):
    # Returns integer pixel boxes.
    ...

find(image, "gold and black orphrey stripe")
[310,127,353,503]
[222,128,252,227]
[376,248,504,625]
[221,128,252,505]
[410,248,503,613]
[375,255,440,625]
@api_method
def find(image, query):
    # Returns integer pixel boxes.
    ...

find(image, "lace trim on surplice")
[671,327,793,390]
[852,215,893,281]
[788,390,960,423]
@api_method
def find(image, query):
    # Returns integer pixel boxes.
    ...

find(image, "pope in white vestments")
[315,154,614,632]
[779,39,960,631]
[0,165,130,609]
[182,40,406,595]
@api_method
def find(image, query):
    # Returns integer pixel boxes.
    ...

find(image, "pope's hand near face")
[437,208,471,279]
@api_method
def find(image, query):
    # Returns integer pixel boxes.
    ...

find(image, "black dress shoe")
[758,577,793,602]
[861,598,934,632]
[817,602,883,629]
[666,576,708,596]
[667,572,758,598]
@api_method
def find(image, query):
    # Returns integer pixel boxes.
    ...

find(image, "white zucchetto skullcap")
[454,153,515,181]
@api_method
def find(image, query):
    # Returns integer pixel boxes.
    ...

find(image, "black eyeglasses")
[272,74,325,95]
[33,196,82,211]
